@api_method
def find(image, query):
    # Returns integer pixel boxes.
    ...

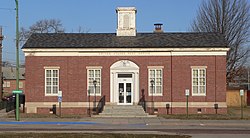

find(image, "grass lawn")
[0,133,191,138]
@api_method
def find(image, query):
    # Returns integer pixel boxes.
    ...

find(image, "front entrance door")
[118,74,133,105]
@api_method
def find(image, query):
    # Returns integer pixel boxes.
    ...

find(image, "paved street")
[0,117,250,137]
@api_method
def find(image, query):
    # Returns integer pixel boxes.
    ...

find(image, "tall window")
[87,69,101,96]
[19,82,23,89]
[45,69,59,96]
[192,68,206,96]
[148,68,163,96]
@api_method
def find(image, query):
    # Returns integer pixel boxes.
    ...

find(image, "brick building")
[2,67,25,96]
[22,7,229,115]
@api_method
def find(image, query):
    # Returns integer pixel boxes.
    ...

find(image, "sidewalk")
[1,116,250,138]
[1,117,250,129]
[0,116,250,138]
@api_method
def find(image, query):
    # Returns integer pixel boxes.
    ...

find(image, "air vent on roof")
[154,23,163,33]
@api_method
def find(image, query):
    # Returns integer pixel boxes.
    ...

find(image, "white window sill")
[88,94,102,96]
[45,94,59,96]
[191,94,206,96]
[148,94,163,96]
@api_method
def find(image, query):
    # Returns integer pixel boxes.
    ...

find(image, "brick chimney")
[154,23,163,33]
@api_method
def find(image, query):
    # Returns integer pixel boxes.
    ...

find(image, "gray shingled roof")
[2,67,25,80]
[22,33,227,49]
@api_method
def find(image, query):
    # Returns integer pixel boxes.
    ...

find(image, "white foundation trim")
[25,101,227,113]
[25,101,227,108]
[146,102,227,108]
[26,102,93,113]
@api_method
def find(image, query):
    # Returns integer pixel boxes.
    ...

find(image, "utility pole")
[15,0,20,121]
[0,27,3,100]
[248,68,249,90]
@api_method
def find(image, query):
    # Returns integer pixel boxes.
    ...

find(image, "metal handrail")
[138,89,146,112]
[96,95,105,114]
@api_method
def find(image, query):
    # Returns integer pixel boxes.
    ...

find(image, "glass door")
[118,82,132,104]
[117,73,133,105]
[126,83,131,103]
[119,83,125,103]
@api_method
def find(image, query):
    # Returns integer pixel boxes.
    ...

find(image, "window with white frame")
[148,68,163,96]
[19,82,23,89]
[87,69,101,96]
[3,81,10,88]
[192,68,206,96]
[45,69,59,96]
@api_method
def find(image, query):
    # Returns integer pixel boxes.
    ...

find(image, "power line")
[0,8,15,11]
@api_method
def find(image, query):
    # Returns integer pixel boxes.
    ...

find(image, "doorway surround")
[110,60,139,105]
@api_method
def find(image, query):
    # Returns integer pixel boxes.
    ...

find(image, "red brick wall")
[171,56,226,103]
[25,55,227,114]
[3,80,25,95]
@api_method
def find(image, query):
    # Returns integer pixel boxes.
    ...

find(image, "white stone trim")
[86,66,103,69]
[24,51,228,56]
[23,48,229,57]
[147,66,164,69]
[43,66,60,69]
[23,48,229,52]
[110,60,140,105]
[191,66,207,69]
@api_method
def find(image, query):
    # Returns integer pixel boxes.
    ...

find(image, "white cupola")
[116,7,137,36]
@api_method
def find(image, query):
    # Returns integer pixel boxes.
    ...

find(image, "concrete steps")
[94,105,156,117]
[0,109,8,118]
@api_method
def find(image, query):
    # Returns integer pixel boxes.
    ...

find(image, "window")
[87,69,101,96]
[45,69,59,96]
[148,68,163,96]
[192,68,206,96]
[19,82,23,89]
[3,81,10,88]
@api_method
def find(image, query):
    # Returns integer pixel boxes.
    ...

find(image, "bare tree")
[191,0,250,82]
[71,26,91,33]
[20,19,65,43]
